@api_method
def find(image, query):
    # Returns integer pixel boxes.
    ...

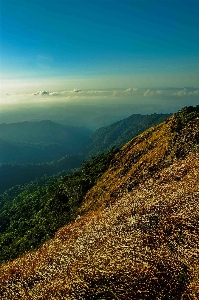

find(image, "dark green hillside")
[0,120,92,163]
[0,138,71,164]
[0,114,171,193]
[86,113,171,157]
[0,148,118,264]
[0,154,85,194]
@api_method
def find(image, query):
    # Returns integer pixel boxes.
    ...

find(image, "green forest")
[0,148,118,263]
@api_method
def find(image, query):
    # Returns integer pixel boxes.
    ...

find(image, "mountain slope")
[85,113,171,157]
[0,149,117,264]
[80,106,199,213]
[0,106,199,299]
[1,153,198,299]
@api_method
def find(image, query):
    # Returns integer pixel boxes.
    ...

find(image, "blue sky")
[0,0,199,93]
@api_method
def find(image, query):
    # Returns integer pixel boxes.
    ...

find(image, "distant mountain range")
[0,106,199,299]
[0,120,92,164]
[0,113,170,193]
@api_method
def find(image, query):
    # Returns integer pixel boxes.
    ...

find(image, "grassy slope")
[0,106,199,299]
[0,153,198,299]
[80,107,199,213]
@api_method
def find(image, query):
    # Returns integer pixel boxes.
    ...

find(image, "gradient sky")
[0,0,199,93]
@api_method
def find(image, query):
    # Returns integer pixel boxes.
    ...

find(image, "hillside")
[0,120,92,164]
[0,154,85,194]
[81,106,199,213]
[0,149,117,263]
[85,113,171,157]
[0,106,199,299]
[0,114,169,193]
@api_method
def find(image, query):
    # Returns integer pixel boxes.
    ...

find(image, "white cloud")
[124,88,131,92]
[124,87,138,92]
[173,89,187,96]
[144,89,152,96]
[34,91,49,95]
[72,88,83,93]
[144,89,164,96]
[188,90,199,96]
[172,88,199,96]
[33,90,70,96]
[49,92,60,96]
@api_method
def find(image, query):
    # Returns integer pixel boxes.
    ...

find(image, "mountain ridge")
[85,113,171,157]
[80,106,199,214]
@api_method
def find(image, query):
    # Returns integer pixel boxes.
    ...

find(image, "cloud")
[72,89,83,93]
[144,89,151,96]
[173,89,187,96]
[124,87,138,92]
[9,87,198,106]
[34,91,50,95]
[188,90,199,96]
[144,89,163,96]
[33,90,70,96]
[171,88,199,96]
[49,92,60,96]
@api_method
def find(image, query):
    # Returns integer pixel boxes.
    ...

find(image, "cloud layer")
[5,86,199,100]
[2,87,198,115]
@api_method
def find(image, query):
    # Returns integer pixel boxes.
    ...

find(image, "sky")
[0,0,199,114]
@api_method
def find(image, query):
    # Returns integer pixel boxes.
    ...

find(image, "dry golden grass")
[0,152,199,299]
[80,115,198,214]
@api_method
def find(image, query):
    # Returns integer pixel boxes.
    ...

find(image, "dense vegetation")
[85,113,171,157]
[0,120,92,195]
[0,148,118,263]
[0,154,85,194]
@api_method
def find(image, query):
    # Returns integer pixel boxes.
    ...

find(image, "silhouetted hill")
[0,106,199,299]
